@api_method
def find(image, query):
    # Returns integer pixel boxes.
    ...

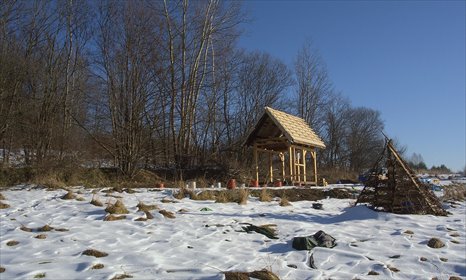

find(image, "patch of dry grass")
[103,214,126,221]
[259,188,272,202]
[195,191,215,200]
[33,272,46,278]
[61,190,76,200]
[0,266,5,273]
[82,249,108,258]
[144,211,154,219]
[55,227,69,232]
[111,273,133,280]
[76,196,86,201]
[161,197,178,203]
[37,225,54,232]
[0,193,5,200]
[224,269,279,280]
[238,189,249,205]
[136,201,158,212]
[173,188,194,200]
[159,209,175,219]
[0,201,9,209]
[279,197,291,207]
[91,263,104,269]
[35,234,47,239]
[215,191,228,203]
[20,225,32,232]
[6,240,19,246]
[105,200,129,214]
[442,184,466,201]
[90,195,104,207]
[135,217,147,222]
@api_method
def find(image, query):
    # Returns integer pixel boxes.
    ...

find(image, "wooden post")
[303,150,307,183]
[269,152,273,183]
[296,148,301,182]
[311,149,317,185]
[254,145,259,182]
[288,146,293,183]
[279,152,285,182]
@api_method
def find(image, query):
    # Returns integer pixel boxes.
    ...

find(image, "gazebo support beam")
[254,145,259,182]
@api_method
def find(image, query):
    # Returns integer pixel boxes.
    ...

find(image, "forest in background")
[1,0,435,187]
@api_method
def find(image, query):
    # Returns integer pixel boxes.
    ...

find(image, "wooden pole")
[288,146,293,183]
[279,152,285,182]
[311,149,317,185]
[303,150,307,183]
[254,145,259,182]
[269,152,273,183]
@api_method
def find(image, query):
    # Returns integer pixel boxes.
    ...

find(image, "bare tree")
[96,1,159,177]
[346,107,384,171]
[321,93,350,168]
[234,51,293,141]
[294,41,332,135]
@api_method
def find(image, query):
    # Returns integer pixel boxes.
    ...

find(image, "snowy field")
[0,185,465,280]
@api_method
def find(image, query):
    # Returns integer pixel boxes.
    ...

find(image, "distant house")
[244,107,325,186]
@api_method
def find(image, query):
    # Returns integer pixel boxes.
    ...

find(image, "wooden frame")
[253,144,319,186]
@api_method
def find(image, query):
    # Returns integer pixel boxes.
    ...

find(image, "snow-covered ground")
[0,185,465,279]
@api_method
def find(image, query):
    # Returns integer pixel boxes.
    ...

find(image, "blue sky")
[238,0,465,172]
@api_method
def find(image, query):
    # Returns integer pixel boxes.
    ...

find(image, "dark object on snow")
[292,230,336,250]
[312,203,323,210]
[356,135,447,216]
[242,224,278,239]
[309,253,317,269]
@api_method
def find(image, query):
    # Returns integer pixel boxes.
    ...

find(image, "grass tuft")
[90,195,104,207]
[238,189,249,205]
[111,273,133,280]
[279,197,291,207]
[20,225,32,232]
[61,190,76,200]
[144,211,154,219]
[35,234,47,239]
[33,273,46,278]
[37,225,54,232]
[6,240,19,246]
[82,249,108,258]
[159,209,175,219]
[259,188,272,202]
[105,199,129,214]
[136,201,158,212]
[103,214,126,221]
[91,263,104,270]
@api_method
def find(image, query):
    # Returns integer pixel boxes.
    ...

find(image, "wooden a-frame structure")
[356,136,447,216]
[244,107,326,186]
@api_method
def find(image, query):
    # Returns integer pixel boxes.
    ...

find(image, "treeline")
[0,0,385,180]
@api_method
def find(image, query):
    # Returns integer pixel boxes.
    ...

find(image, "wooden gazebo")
[244,107,326,186]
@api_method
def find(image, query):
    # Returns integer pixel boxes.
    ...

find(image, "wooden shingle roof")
[244,107,326,149]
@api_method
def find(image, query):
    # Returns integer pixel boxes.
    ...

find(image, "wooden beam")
[269,153,273,183]
[303,150,307,182]
[289,146,293,182]
[311,149,317,185]
[279,152,285,182]
[254,145,259,182]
